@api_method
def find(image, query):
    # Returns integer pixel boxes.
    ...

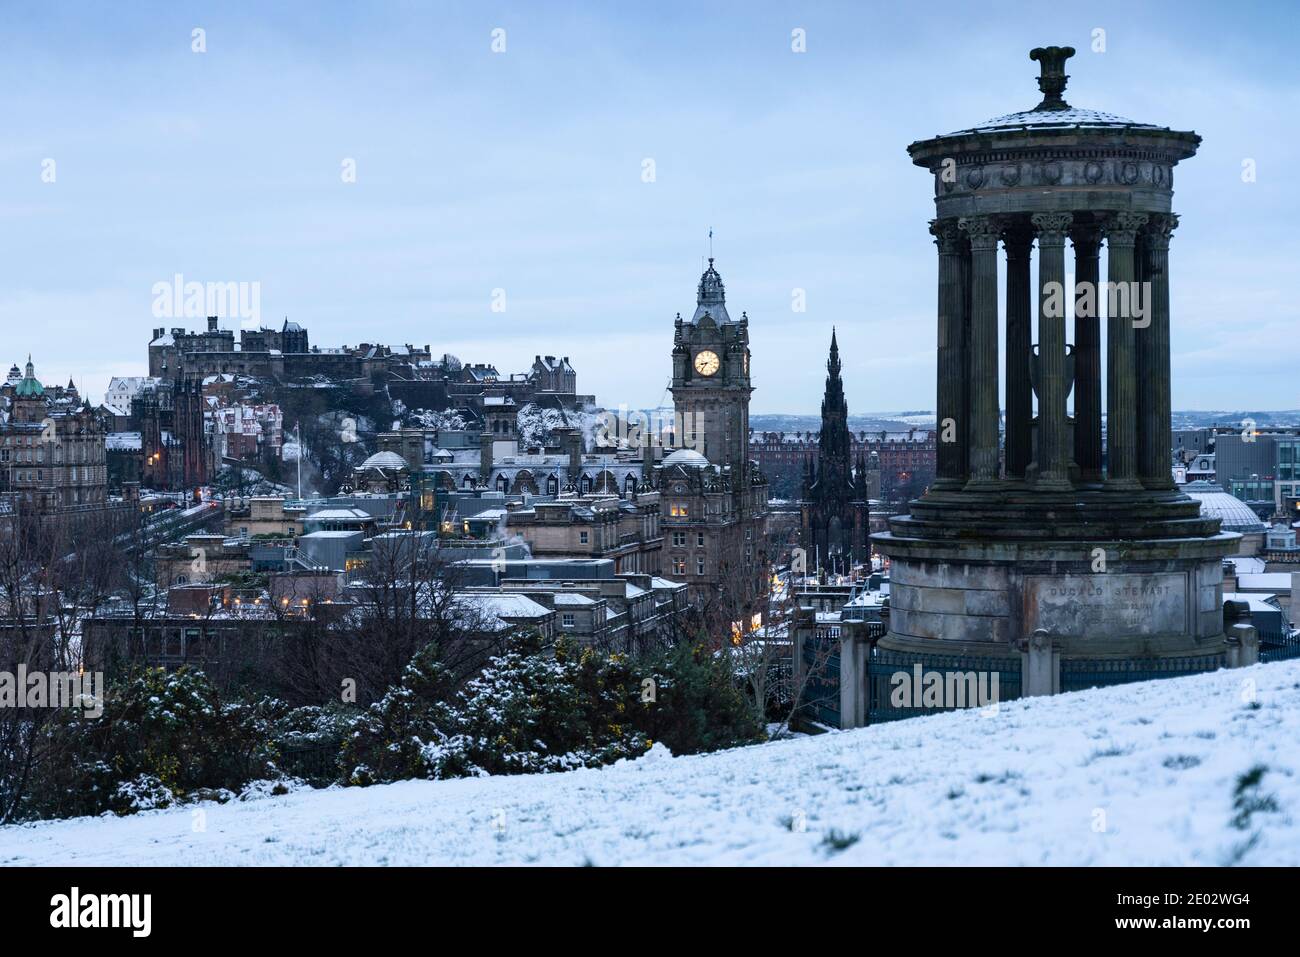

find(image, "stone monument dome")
[869,45,1240,716]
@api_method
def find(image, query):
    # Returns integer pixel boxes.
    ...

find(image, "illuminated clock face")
[694,350,720,376]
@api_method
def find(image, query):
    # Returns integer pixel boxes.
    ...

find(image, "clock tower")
[670,258,752,479]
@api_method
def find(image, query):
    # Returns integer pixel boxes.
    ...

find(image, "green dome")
[14,357,44,397]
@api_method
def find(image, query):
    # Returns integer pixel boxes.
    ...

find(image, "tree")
[0,506,72,822]
[23,666,285,820]
[636,639,764,755]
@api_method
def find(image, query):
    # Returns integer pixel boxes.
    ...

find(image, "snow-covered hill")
[4,660,1299,866]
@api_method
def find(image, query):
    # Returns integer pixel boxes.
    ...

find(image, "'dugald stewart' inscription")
[1024,573,1189,639]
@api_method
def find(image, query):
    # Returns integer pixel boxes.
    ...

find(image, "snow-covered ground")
[4,660,1298,866]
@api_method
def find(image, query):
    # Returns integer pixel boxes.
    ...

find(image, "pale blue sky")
[1,1,1296,413]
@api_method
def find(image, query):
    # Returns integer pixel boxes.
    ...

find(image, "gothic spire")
[812,330,853,502]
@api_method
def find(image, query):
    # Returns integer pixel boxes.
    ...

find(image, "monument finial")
[1029,45,1075,112]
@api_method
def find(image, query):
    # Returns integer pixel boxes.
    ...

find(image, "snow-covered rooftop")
[941,106,1160,138]
[552,592,596,607]
[1236,573,1296,593]
[453,593,551,619]
[306,508,371,522]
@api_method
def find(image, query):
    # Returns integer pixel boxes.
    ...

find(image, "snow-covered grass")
[3,660,1298,866]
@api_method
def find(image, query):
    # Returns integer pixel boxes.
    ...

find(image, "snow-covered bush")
[633,640,764,756]
[110,774,175,815]
[237,775,308,801]
[24,667,287,820]
[340,631,762,787]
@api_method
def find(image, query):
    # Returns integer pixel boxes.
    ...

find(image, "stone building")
[124,376,214,492]
[750,429,927,502]
[505,490,662,575]
[871,45,1240,711]
[224,496,306,538]
[529,355,576,394]
[0,358,108,513]
[155,534,253,588]
[454,556,690,652]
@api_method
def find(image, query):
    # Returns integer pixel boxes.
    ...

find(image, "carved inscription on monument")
[1024,573,1189,638]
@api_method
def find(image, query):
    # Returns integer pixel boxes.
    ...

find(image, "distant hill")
[1171,411,1300,429]
[753,411,1300,433]
[753,412,936,433]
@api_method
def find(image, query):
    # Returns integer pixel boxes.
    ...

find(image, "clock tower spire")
[670,257,752,479]
[661,251,769,616]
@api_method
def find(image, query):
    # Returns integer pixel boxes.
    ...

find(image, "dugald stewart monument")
[871,46,1241,695]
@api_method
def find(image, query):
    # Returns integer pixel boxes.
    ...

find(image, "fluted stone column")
[959,216,1002,489]
[1031,212,1073,490]
[1139,213,1178,489]
[959,241,972,483]
[930,219,966,491]
[1003,221,1034,481]
[1070,223,1104,484]
[1104,212,1148,490]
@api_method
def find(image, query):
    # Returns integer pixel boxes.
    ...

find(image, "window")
[696,557,706,575]
[672,558,686,575]
[562,613,575,628]
[670,503,689,518]
[672,531,686,547]
[579,531,589,544]
[696,532,705,547]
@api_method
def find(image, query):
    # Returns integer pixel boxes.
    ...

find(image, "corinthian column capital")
[1144,213,1180,250]
[958,215,1002,250]
[929,218,964,254]
[1030,212,1074,244]
[1104,211,1149,247]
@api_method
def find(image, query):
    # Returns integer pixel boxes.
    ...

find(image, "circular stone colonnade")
[871,46,1239,678]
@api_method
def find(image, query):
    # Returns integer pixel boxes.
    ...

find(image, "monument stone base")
[872,486,1242,662]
